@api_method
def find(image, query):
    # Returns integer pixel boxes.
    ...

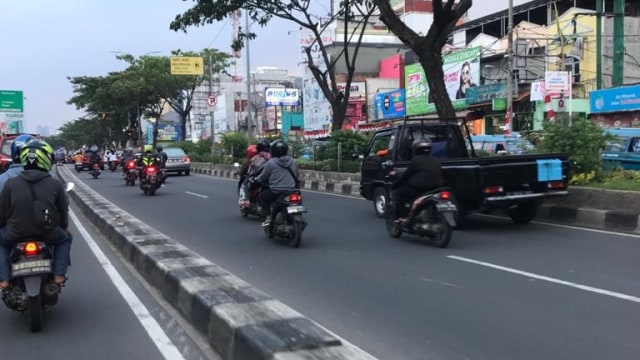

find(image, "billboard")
[590,85,640,114]
[301,28,334,131]
[0,90,24,113]
[374,89,405,120]
[404,47,481,116]
[545,71,571,99]
[265,88,300,106]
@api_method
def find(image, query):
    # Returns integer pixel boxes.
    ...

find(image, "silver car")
[163,147,191,175]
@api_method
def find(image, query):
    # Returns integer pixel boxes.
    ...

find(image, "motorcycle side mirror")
[380,160,394,169]
[65,182,75,192]
[233,162,240,168]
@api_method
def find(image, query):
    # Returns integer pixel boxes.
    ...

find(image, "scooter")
[263,190,308,248]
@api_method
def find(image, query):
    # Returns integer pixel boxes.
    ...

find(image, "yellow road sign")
[170,56,204,75]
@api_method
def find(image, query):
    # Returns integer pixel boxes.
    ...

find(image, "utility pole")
[245,12,253,138]
[612,0,625,87]
[209,54,215,158]
[596,0,603,89]
[505,0,514,135]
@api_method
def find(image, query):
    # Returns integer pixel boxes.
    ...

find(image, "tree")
[170,0,377,132]
[373,0,472,119]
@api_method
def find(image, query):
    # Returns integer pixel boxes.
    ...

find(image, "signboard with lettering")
[0,90,24,113]
[590,85,640,114]
[265,88,300,106]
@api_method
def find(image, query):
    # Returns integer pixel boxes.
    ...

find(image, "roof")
[454,0,551,32]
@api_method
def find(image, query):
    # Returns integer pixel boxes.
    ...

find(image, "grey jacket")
[256,156,299,192]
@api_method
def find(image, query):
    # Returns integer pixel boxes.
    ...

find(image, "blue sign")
[464,83,508,105]
[590,85,640,114]
[374,89,405,120]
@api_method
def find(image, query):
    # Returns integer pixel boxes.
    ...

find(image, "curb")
[56,166,377,360]
[191,164,640,235]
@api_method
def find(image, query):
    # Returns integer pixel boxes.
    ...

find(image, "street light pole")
[245,11,253,138]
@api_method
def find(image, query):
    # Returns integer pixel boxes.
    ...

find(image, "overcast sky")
[0,0,531,133]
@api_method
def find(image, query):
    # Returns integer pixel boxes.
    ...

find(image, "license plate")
[12,259,51,277]
[287,205,307,214]
[436,202,457,211]
[506,191,532,196]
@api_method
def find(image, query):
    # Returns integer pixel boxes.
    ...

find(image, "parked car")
[163,147,191,175]
[600,128,640,170]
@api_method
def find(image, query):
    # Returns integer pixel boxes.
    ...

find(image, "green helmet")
[20,140,54,172]
[143,144,153,153]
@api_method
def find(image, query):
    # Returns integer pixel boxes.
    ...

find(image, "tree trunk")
[179,113,187,142]
[421,52,456,119]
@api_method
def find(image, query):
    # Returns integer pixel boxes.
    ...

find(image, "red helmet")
[246,144,258,158]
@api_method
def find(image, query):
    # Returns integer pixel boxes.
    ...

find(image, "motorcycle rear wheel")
[28,295,43,333]
[289,221,302,248]
[429,213,452,248]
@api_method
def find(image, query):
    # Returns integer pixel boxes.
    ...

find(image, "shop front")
[589,85,640,128]
[465,82,533,134]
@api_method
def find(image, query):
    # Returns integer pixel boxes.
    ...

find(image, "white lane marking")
[447,255,640,304]
[70,210,187,360]
[185,191,208,199]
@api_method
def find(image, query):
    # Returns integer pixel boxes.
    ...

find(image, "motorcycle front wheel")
[385,204,403,238]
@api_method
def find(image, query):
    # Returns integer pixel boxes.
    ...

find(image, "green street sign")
[0,90,24,113]
[492,98,507,111]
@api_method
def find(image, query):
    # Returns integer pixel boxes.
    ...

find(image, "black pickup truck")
[359,118,569,224]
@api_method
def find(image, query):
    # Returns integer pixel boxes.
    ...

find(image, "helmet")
[412,137,432,156]
[10,134,36,162]
[246,144,258,158]
[89,145,98,153]
[156,146,163,152]
[256,139,270,153]
[270,139,288,157]
[143,144,153,153]
[20,140,54,172]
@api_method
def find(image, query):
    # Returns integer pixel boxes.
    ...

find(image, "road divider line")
[447,255,640,304]
[70,209,187,360]
[185,191,208,199]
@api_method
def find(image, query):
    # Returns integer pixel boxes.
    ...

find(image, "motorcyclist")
[390,137,446,222]
[156,146,168,167]
[121,148,137,176]
[240,139,272,205]
[137,144,161,178]
[0,140,72,293]
[0,134,36,191]
[256,139,300,227]
[238,144,258,192]
[89,145,101,170]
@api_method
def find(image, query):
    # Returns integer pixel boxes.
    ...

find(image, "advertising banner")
[404,47,481,116]
[301,28,334,131]
[374,89,405,120]
[590,85,640,114]
[265,88,300,106]
[336,82,366,100]
[544,71,571,98]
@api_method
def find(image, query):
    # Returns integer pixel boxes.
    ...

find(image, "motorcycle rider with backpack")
[0,140,72,294]
[256,139,300,227]
[0,134,36,191]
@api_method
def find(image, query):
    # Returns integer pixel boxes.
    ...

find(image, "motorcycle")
[2,182,75,332]
[90,162,101,179]
[140,164,161,196]
[263,190,307,248]
[124,160,137,186]
[108,160,118,172]
[382,161,457,248]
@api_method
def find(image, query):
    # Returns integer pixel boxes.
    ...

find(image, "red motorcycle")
[124,160,137,186]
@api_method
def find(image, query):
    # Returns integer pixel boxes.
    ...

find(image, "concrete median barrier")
[190,162,640,234]
[56,165,377,360]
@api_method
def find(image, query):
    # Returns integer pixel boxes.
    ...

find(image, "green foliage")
[221,132,250,158]
[323,130,369,161]
[296,159,362,173]
[538,119,612,177]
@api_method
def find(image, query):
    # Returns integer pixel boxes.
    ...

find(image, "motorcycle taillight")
[439,191,451,200]
[23,242,40,256]
[127,161,136,169]
[288,193,301,203]
[147,166,157,174]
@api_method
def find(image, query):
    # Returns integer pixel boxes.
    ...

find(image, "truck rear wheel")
[508,202,539,224]
[373,187,389,218]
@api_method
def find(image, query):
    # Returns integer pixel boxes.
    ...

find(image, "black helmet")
[270,139,288,157]
[156,145,163,152]
[256,139,270,153]
[412,137,432,155]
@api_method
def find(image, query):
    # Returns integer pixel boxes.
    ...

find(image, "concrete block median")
[56,165,377,360]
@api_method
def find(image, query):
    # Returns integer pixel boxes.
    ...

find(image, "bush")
[296,159,361,172]
[537,119,612,178]
[323,130,369,161]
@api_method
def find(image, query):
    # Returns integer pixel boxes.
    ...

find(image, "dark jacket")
[238,158,251,178]
[0,169,69,240]
[397,154,445,191]
[257,156,299,192]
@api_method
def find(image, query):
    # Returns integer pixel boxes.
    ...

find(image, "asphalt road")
[0,199,214,360]
[69,167,640,360]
